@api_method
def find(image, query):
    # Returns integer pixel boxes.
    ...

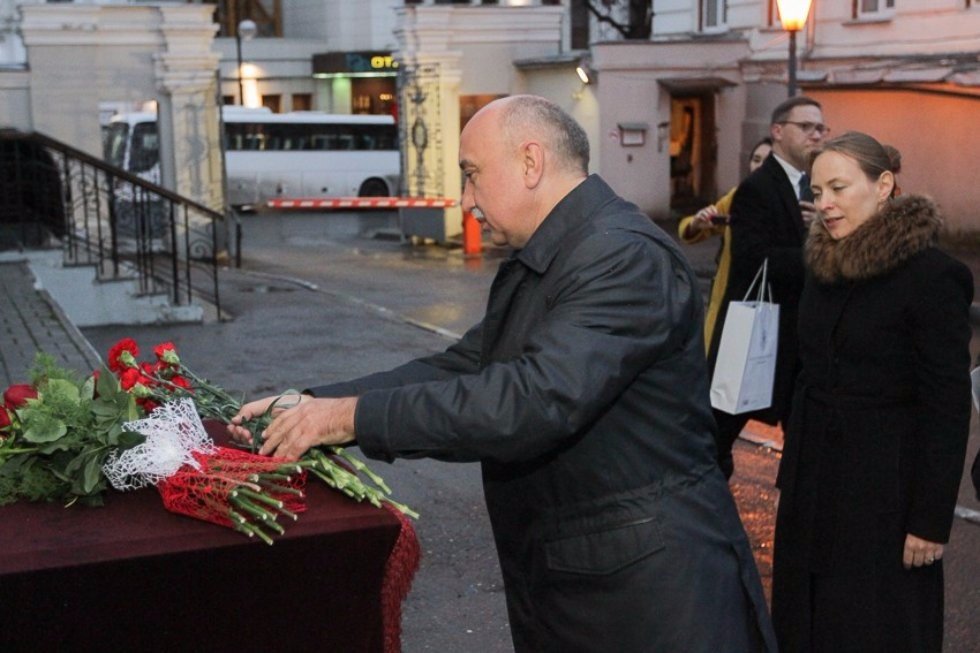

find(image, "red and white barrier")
[266,197,457,210]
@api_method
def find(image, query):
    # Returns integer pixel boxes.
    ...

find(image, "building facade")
[593,0,980,231]
[2,0,978,234]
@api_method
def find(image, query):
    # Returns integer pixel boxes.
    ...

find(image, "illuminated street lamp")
[235,19,257,105]
[777,0,813,97]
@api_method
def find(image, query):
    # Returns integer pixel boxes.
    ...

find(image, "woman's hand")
[903,533,944,569]
[683,205,721,238]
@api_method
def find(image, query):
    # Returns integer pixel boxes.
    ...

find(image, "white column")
[154,5,221,211]
[396,7,464,238]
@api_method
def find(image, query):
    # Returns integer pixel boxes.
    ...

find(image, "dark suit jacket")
[709,153,806,422]
[310,175,776,652]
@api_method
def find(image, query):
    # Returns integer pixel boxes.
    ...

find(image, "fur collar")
[805,194,942,283]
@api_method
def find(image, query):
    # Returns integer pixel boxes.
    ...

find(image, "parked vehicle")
[103,107,401,211]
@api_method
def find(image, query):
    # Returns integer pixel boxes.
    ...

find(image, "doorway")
[669,94,716,213]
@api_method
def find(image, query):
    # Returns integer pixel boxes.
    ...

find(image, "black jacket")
[311,175,775,652]
[772,195,974,652]
[711,153,807,422]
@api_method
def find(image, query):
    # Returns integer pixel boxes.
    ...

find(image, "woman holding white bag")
[771,132,973,652]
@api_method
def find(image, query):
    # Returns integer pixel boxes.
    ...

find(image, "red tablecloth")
[0,458,411,652]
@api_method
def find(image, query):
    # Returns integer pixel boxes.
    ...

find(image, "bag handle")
[742,258,771,302]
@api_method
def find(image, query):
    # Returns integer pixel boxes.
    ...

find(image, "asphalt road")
[81,209,980,652]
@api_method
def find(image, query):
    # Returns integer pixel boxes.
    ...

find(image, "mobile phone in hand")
[709,215,729,225]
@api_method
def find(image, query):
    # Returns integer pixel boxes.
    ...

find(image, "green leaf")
[36,438,75,455]
[22,412,68,443]
[42,378,82,406]
[96,365,122,397]
[80,453,106,494]
[81,373,97,401]
[114,430,146,450]
[64,448,107,495]
[90,401,121,418]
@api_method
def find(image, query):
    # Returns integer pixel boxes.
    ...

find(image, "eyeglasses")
[779,121,831,137]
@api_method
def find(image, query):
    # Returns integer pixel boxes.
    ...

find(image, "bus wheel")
[358,178,389,197]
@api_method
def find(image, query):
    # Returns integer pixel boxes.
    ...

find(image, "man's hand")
[227,393,308,445]
[228,395,358,461]
[903,533,944,569]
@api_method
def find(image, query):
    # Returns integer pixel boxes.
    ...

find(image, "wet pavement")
[4,208,978,651]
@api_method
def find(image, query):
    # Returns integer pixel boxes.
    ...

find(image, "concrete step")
[6,249,204,327]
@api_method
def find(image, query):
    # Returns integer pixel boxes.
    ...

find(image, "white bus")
[103,107,401,209]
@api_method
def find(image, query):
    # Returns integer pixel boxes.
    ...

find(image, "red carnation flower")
[170,375,192,391]
[108,338,140,372]
[138,398,160,413]
[119,367,142,391]
[154,342,180,367]
[140,362,159,382]
[3,384,38,409]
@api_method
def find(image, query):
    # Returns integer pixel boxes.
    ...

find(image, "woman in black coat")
[771,132,974,652]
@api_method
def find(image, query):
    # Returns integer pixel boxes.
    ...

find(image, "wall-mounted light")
[573,60,594,100]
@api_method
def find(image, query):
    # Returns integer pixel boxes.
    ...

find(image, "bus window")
[129,123,159,173]
[104,122,129,168]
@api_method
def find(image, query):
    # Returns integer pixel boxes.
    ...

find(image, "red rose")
[0,407,11,431]
[4,384,38,408]
[108,338,140,372]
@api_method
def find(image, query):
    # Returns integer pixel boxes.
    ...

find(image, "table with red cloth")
[0,458,419,652]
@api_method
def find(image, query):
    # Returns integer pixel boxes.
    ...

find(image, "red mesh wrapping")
[380,504,421,653]
[157,446,307,528]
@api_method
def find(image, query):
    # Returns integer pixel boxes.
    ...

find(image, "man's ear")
[523,141,544,189]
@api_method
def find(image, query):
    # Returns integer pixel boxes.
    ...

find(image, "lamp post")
[776,0,813,97]
[235,19,257,105]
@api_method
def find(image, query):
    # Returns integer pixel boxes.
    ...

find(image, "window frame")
[854,0,896,20]
[700,0,728,33]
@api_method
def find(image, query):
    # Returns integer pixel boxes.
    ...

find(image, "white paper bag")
[710,260,780,415]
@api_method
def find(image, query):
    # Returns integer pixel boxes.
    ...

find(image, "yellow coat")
[677,187,736,353]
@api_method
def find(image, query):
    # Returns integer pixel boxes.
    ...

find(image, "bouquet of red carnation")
[101,397,309,544]
[105,338,417,521]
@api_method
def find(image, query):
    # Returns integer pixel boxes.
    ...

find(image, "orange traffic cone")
[462,210,482,255]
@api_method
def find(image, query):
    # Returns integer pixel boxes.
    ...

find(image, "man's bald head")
[494,95,590,176]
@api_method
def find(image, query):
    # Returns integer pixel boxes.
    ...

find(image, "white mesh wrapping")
[102,399,216,491]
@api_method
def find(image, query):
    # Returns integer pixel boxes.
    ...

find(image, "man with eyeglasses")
[708,95,828,479]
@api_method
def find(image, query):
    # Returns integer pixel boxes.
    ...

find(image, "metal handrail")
[0,129,225,321]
